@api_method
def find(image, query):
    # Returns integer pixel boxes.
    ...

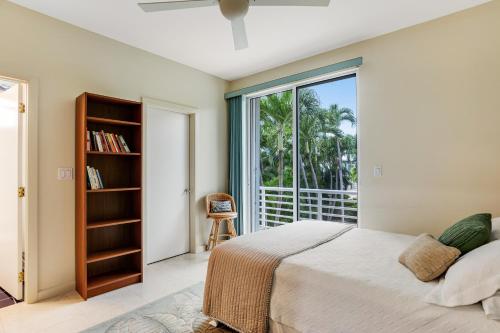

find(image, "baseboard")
[37,281,75,301]
[192,244,207,254]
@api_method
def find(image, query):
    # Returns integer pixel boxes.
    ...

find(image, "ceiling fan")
[138,0,331,50]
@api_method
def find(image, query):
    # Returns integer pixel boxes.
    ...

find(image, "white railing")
[259,186,358,229]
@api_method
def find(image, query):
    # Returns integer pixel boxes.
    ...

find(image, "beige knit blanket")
[203,221,354,333]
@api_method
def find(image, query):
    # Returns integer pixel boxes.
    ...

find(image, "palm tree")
[298,88,321,189]
[260,91,293,218]
[260,91,293,188]
[299,113,320,189]
[322,104,356,191]
[320,104,356,221]
[341,135,357,189]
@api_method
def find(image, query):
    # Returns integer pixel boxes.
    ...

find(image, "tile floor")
[0,252,210,333]
[0,289,16,310]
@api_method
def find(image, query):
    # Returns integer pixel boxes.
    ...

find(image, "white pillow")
[483,291,500,320]
[492,217,500,240]
[425,240,500,307]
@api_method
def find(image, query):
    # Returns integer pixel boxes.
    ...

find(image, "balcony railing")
[259,186,358,229]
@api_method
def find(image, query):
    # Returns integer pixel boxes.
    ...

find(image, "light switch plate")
[58,167,73,180]
[373,165,383,177]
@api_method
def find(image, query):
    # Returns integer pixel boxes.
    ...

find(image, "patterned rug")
[83,282,233,333]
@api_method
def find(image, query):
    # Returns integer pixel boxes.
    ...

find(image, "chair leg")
[213,219,221,247]
[227,219,237,238]
[206,220,216,251]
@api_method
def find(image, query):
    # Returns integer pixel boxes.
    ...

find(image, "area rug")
[82,282,233,333]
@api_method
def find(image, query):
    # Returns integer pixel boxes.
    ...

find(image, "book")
[91,132,96,151]
[107,133,118,152]
[91,131,95,151]
[86,166,105,190]
[86,131,91,151]
[100,131,110,152]
[95,169,104,189]
[93,168,100,189]
[118,135,131,153]
[92,168,98,189]
[95,132,103,152]
[86,166,96,189]
[111,134,121,153]
[86,166,92,189]
[114,134,125,152]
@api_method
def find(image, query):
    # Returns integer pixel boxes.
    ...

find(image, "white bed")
[270,227,500,333]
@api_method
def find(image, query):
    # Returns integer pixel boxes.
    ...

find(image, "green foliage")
[259,88,357,191]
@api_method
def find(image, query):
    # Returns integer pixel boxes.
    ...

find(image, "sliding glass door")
[248,73,358,231]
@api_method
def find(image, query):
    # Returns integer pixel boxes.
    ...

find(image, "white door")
[146,106,190,264]
[0,78,25,300]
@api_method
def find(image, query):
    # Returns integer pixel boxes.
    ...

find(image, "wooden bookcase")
[75,92,143,300]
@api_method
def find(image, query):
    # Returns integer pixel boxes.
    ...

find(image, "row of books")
[87,130,131,153]
[86,166,104,190]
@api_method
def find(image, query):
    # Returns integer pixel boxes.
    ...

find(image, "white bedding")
[269,226,500,333]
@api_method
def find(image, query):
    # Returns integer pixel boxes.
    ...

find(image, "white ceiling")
[9,0,490,80]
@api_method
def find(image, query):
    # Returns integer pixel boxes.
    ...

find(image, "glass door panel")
[297,75,358,224]
[250,90,294,230]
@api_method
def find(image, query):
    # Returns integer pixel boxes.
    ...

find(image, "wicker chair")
[205,193,238,250]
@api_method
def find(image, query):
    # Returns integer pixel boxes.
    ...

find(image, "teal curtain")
[228,96,243,235]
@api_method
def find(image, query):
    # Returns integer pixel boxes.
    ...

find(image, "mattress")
[269,227,500,333]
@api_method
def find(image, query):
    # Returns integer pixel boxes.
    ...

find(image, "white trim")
[37,281,75,301]
[0,74,39,303]
[291,86,298,222]
[25,78,39,303]
[241,99,250,235]
[141,97,201,265]
[142,97,198,115]
[354,72,362,228]
[245,97,259,234]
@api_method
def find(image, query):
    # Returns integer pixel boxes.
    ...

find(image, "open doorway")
[0,76,27,307]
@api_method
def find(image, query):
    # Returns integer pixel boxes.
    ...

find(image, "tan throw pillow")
[399,234,461,282]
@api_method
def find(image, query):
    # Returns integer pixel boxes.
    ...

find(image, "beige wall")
[230,1,500,236]
[0,0,228,300]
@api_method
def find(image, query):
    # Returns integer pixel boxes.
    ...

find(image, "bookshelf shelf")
[87,247,142,264]
[87,116,141,126]
[88,270,142,291]
[87,151,141,156]
[76,92,143,300]
[87,218,141,230]
[87,187,141,193]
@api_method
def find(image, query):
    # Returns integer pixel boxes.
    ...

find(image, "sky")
[301,75,357,136]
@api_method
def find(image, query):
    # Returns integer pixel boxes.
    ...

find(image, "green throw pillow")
[438,213,492,255]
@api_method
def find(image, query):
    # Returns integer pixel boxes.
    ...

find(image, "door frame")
[244,67,360,232]
[141,97,199,266]
[0,74,39,303]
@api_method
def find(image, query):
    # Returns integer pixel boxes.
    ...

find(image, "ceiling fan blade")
[249,0,330,6]
[138,0,217,12]
[231,17,248,50]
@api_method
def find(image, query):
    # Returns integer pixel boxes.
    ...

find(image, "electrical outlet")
[373,165,383,177]
[57,167,73,180]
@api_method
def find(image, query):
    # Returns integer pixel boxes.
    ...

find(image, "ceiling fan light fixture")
[218,0,249,21]
[137,0,331,50]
